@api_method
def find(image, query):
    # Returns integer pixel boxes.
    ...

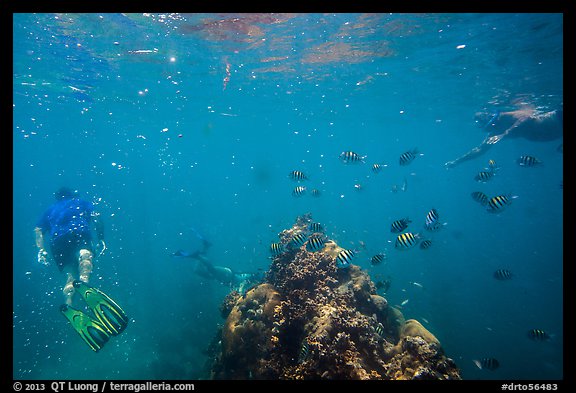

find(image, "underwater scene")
[13,13,563,381]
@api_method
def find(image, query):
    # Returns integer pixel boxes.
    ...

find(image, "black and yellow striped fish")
[527,329,551,341]
[399,148,421,166]
[336,249,356,268]
[290,232,308,248]
[308,222,324,233]
[425,208,439,227]
[289,170,308,181]
[517,155,541,167]
[311,189,321,197]
[292,185,306,197]
[270,242,285,257]
[471,191,489,206]
[374,322,385,336]
[306,235,326,252]
[473,357,500,371]
[493,268,513,280]
[487,194,515,212]
[339,151,365,164]
[395,232,419,250]
[370,253,386,266]
[298,339,310,363]
[475,170,495,182]
[390,217,411,233]
[419,239,432,250]
[371,163,387,173]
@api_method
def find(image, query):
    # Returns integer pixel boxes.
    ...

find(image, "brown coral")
[210,214,461,380]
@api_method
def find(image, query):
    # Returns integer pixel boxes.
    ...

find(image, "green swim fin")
[73,280,129,336]
[60,304,110,352]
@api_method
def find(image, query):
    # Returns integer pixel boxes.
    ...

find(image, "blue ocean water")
[12,13,563,380]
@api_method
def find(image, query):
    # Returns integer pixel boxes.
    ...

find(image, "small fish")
[298,339,310,363]
[517,155,541,167]
[391,218,411,233]
[375,279,391,292]
[425,208,439,227]
[353,183,363,191]
[374,322,385,336]
[370,253,386,266]
[493,268,513,280]
[308,222,324,233]
[395,232,420,250]
[339,151,365,164]
[487,159,498,171]
[371,163,387,173]
[306,235,326,252]
[400,299,409,306]
[527,329,552,342]
[473,358,500,371]
[410,281,423,288]
[399,148,422,166]
[270,242,285,256]
[292,186,306,197]
[289,170,308,181]
[311,189,321,197]
[419,239,432,249]
[335,249,356,268]
[290,232,308,248]
[471,191,489,206]
[487,194,516,213]
[424,221,446,232]
[475,170,495,182]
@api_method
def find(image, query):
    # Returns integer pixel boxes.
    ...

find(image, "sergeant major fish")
[473,358,500,371]
[390,217,411,233]
[292,186,306,197]
[395,232,420,250]
[336,249,356,268]
[289,170,308,181]
[339,151,365,164]
[399,148,422,166]
[487,194,517,213]
[517,155,542,167]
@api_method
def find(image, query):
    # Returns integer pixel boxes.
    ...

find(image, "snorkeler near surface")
[172,229,262,294]
[35,187,128,352]
[444,105,563,168]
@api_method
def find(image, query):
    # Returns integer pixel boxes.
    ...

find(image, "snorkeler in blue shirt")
[35,187,128,352]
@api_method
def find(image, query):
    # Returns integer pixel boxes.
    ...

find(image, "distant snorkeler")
[445,104,562,168]
[171,229,262,294]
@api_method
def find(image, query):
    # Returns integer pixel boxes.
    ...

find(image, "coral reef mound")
[210,214,461,380]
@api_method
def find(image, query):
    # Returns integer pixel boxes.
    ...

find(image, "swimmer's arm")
[92,212,105,241]
[34,227,49,265]
[34,227,45,249]
[445,136,490,168]
[486,118,524,145]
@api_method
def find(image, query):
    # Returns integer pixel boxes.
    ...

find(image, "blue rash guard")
[36,198,95,271]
